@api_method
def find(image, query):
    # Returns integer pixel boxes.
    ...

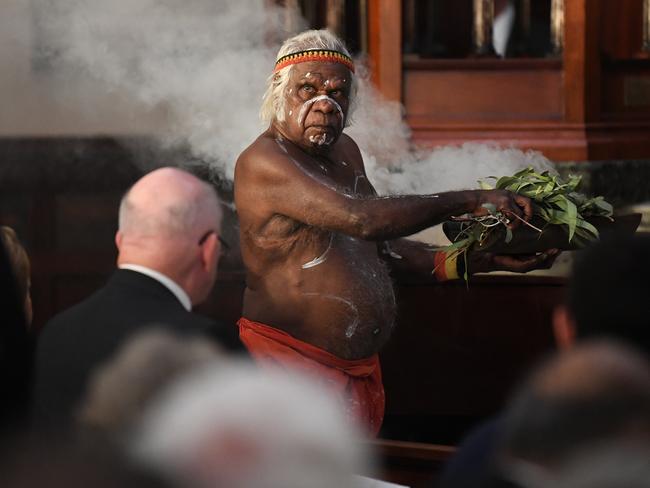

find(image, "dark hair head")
[568,233,650,356]
[499,341,650,468]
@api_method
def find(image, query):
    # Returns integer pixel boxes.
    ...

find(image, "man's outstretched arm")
[235,138,534,242]
[381,238,560,283]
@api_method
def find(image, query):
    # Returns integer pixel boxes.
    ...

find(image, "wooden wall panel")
[409,132,588,162]
[404,69,563,121]
[366,0,650,160]
[600,0,647,60]
[381,277,562,422]
[601,69,650,116]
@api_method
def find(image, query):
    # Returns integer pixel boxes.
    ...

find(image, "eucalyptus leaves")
[479,167,613,243]
[440,167,614,278]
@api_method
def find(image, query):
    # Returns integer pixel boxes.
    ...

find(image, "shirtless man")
[235,30,557,435]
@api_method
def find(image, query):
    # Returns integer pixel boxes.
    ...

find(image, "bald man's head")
[116,167,223,305]
[118,168,222,241]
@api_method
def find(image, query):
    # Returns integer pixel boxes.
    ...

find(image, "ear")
[200,232,220,272]
[115,230,123,250]
[552,305,577,350]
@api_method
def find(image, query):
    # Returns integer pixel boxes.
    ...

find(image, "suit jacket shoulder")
[33,269,241,430]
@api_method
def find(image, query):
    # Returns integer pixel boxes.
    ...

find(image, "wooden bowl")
[442,213,642,255]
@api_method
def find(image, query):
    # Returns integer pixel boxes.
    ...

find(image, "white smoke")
[29,0,554,191]
[33,0,289,178]
[347,71,555,194]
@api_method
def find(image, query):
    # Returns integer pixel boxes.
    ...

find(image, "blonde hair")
[1,226,30,301]
[260,29,357,125]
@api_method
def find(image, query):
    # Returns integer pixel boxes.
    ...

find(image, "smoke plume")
[27,0,554,192]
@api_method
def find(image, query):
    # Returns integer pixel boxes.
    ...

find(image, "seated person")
[493,341,650,488]
[439,233,650,487]
[33,167,239,431]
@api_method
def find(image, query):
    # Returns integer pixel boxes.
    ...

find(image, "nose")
[312,96,336,114]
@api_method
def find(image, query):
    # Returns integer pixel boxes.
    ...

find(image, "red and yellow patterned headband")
[274,49,355,73]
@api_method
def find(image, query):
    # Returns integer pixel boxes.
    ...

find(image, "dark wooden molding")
[403,55,563,71]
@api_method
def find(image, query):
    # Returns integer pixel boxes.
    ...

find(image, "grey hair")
[79,328,222,436]
[132,363,370,488]
[260,29,358,126]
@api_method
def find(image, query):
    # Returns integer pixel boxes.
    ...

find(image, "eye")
[329,89,342,97]
[300,84,316,94]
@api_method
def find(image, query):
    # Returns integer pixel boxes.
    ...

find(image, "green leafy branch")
[433,167,614,280]
[480,167,612,243]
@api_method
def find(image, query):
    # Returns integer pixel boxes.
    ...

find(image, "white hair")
[260,29,358,126]
[131,362,371,488]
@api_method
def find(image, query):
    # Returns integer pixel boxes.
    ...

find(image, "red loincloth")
[238,317,385,436]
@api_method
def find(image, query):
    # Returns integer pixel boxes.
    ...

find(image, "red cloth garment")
[238,317,385,436]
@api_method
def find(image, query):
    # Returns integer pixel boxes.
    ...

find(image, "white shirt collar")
[493,0,515,57]
[118,264,192,311]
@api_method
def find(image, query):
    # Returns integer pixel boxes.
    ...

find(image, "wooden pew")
[367,438,456,488]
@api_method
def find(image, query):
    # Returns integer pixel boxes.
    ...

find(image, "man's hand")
[472,190,533,228]
[468,248,560,274]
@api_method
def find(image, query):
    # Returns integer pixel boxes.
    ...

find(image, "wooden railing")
[366,439,456,488]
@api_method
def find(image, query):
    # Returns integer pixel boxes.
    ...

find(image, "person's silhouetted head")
[553,234,650,356]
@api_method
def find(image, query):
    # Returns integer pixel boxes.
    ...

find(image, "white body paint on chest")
[302,292,360,339]
[302,233,334,269]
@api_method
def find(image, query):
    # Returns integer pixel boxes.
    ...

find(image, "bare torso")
[234,59,546,360]
[235,132,396,360]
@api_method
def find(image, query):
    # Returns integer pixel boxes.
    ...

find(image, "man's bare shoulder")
[236,132,286,176]
[337,132,366,171]
[338,132,361,154]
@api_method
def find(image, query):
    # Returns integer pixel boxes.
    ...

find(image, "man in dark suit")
[33,167,239,431]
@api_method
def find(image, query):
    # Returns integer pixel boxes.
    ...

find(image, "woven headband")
[274,49,355,73]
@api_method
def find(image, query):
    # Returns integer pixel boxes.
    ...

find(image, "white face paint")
[308,132,334,146]
[297,94,345,128]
